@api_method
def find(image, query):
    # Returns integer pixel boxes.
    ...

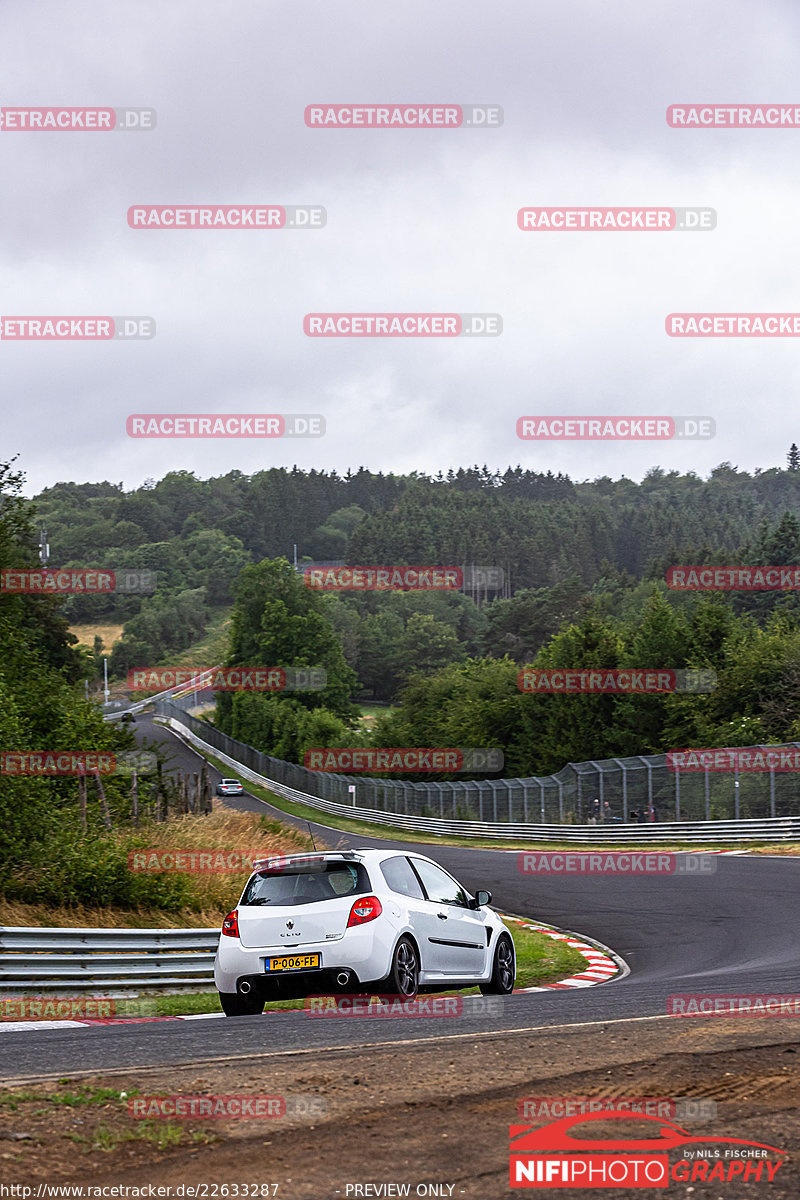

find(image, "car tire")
[480,934,515,995]
[384,936,419,998]
[218,990,265,1017]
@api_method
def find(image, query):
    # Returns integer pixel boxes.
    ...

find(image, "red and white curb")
[503,914,625,992]
[0,1012,224,1032]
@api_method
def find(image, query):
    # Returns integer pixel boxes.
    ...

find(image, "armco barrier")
[0,927,218,991]
[161,711,800,843]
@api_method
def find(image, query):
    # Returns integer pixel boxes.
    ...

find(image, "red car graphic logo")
[510,1109,785,1154]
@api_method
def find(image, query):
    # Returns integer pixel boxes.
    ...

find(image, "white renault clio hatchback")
[214,848,515,1015]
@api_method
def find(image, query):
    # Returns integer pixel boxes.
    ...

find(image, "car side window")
[410,858,469,907]
[380,856,425,899]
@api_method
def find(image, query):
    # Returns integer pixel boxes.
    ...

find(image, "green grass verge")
[357,703,394,723]
[116,607,233,690]
[0,1078,217,1152]
[0,1085,132,1111]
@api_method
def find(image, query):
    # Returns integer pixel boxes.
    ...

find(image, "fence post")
[704,768,710,820]
[770,768,776,818]
[596,763,603,818]
[734,766,740,820]
[613,760,628,823]
[557,778,564,823]
[675,767,680,821]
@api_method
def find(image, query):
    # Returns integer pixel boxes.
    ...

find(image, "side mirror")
[474,889,492,908]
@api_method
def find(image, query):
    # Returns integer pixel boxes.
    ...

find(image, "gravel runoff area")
[1,1017,798,1199]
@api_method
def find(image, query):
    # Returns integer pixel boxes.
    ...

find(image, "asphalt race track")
[2,712,798,1082]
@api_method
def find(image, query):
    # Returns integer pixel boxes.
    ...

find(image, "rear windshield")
[241,861,371,907]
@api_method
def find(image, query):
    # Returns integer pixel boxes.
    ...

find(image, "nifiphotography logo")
[509,1111,785,1188]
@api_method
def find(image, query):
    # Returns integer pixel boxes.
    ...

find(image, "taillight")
[347,896,383,927]
[221,909,239,937]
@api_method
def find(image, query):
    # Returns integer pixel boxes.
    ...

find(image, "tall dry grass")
[1,804,323,928]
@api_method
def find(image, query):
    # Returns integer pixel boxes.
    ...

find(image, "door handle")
[437,912,448,920]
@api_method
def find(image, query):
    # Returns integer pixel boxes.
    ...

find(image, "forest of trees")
[215,565,800,778]
[31,458,800,657]
[35,460,800,610]
[0,458,203,908]
[17,452,800,780]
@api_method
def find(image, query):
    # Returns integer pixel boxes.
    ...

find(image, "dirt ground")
[1,1017,798,1198]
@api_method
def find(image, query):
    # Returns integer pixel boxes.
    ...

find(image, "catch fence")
[154,700,800,827]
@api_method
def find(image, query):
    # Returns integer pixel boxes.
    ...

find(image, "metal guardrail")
[166,715,800,843]
[0,927,219,991]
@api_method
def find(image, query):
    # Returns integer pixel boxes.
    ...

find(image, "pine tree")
[788,444,800,471]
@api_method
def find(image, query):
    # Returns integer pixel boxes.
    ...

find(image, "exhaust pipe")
[239,979,252,994]
[336,971,350,987]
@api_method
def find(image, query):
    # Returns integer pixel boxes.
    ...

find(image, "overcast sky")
[4,0,800,496]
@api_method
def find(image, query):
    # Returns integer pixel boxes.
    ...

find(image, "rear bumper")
[214,927,393,993]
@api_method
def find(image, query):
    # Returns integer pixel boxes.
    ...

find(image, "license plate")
[266,953,321,972]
